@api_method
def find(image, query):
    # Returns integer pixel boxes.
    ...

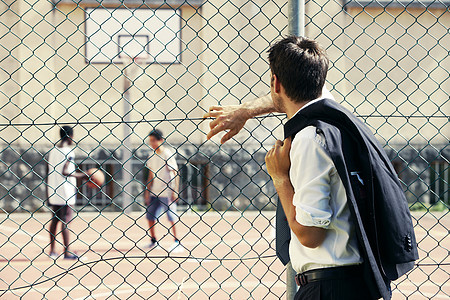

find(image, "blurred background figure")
[46,126,87,260]
[144,129,182,253]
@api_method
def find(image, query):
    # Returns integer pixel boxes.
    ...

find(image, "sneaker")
[146,238,158,250]
[147,241,157,249]
[168,241,184,254]
[64,253,86,261]
[49,252,58,259]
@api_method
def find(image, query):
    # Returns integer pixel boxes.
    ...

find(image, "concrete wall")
[307,2,449,145]
[1,1,447,147]
[0,0,287,148]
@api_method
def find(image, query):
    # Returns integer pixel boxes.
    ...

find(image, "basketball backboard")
[85,8,181,64]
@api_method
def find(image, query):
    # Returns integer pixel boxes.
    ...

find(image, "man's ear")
[273,74,282,93]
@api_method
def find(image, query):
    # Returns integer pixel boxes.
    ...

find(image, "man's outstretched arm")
[203,86,333,144]
[203,94,278,144]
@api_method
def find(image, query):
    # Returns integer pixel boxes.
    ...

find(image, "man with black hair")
[46,126,87,260]
[204,36,417,299]
[144,129,182,253]
[264,36,369,299]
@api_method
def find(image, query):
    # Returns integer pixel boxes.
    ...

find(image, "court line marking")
[0,210,446,227]
[185,258,217,264]
[177,276,187,300]
[1,225,48,242]
[35,281,450,300]
[392,289,450,299]
[68,280,287,300]
[3,211,446,236]
[1,279,286,297]
[3,274,448,299]
[0,250,267,266]
[0,211,276,222]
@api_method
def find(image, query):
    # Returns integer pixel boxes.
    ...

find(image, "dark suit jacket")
[284,99,418,300]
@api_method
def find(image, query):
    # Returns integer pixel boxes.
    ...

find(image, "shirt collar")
[290,86,333,119]
[291,97,325,119]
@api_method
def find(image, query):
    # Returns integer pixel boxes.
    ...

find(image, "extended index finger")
[209,106,224,112]
[203,110,223,119]
[203,106,224,119]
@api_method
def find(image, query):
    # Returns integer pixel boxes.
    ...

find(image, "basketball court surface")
[1,210,448,299]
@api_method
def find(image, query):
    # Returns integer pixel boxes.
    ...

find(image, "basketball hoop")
[85,8,181,64]
[117,33,150,79]
[120,55,148,80]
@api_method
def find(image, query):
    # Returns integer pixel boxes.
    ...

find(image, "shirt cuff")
[295,205,331,228]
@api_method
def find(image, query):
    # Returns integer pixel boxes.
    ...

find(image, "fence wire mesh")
[0,0,448,299]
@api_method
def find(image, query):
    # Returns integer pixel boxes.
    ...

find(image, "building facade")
[0,0,448,211]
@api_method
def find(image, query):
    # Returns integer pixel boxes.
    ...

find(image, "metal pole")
[288,0,305,37]
[286,261,297,299]
[122,67,134,214]
[286,1,305,299]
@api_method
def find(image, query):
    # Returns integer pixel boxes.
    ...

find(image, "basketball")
[86,168,105,188]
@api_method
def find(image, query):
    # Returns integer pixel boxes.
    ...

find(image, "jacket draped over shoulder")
[284,99,418,300]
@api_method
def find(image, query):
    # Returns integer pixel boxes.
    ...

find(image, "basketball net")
[121,55,147,81]
[120,55,147,105]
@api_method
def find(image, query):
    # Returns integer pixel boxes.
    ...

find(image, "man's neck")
[284,100,309,119]
[284,94,324,119]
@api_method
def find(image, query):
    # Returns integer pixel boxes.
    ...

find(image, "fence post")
[286,0,305,298]
[288,0,305,37]
[286,261,297,299]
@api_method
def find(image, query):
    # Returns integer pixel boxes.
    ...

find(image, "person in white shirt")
[46,126,87,260]
[204,36,373,299]
[144,129,182,253]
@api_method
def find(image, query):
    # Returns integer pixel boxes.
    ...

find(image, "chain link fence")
[0,0,448,298]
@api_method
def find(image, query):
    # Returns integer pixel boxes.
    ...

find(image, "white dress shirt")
[288,90,363,273]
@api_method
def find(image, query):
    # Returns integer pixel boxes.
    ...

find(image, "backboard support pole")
[122,62,135,214]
